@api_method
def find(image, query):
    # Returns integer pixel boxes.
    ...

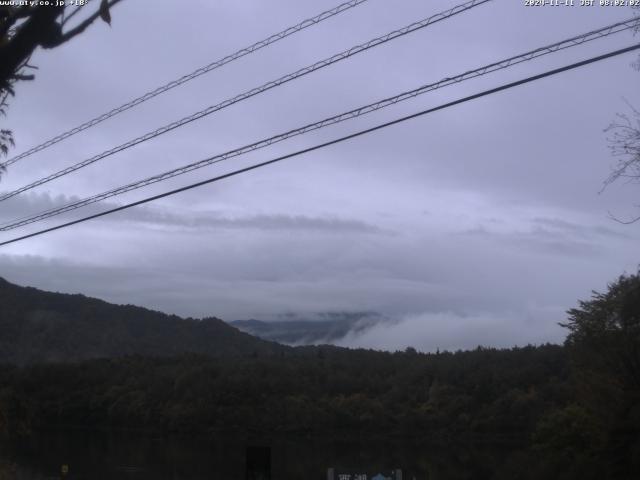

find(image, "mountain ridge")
[0,277,286,365]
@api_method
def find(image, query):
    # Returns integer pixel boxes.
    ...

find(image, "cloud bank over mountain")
[1,0,639,351]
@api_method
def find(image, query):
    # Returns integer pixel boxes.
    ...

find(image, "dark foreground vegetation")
[0,274,639,478]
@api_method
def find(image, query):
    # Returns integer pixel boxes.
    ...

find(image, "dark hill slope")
[0,277,285,364]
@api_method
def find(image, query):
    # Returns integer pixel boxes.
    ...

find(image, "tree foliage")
[0,345,568,440]
[0,0,123,160]
[560,273,640,477]
[0,274,639,478]
[603,7,640,222]
[563,273,640,397]
[0,277,285,365]
[604,105,640,223]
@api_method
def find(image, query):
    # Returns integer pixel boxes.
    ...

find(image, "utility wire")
[1,42,638,247]
[1,17,637,231]
[0,0,372,168]
[0,0,491,200]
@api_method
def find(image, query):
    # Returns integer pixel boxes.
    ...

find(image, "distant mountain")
[0,277,285,365]
[231,312,391,345]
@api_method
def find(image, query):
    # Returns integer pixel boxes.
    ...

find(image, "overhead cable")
[0,0,373,168]
[1,18,637,230]
[0,0,491,199]
[1,42,639,247]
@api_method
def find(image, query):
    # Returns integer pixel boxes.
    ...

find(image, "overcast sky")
[1,0,639,351]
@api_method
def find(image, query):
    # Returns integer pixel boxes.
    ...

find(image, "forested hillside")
[0,278,285,364]
[0,274,638,478]
[0,346,569,446]
[0,343,634,479]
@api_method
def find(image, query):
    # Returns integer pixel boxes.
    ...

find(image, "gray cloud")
[531,216,631,240]
[0,0,639,350]
[461,224,602,257]
[120,209,386,234]
[0,191,385,234]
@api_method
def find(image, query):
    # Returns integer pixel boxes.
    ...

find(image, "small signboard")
[327,468,402,480]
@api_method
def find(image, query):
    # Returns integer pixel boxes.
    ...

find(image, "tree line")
[1,273,639,478]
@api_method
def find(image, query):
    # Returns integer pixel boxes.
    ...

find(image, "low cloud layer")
[337,308,566,352]
[0,191,384,234]
[0,0,639,351]
[1,186,637,352]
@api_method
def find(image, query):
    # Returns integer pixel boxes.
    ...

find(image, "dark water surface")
[0,431,518,479]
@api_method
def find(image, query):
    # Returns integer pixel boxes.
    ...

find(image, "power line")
[2,18,637,231]
[0,0,492,201]
[0,0,372,168]
[1,42,638,247]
